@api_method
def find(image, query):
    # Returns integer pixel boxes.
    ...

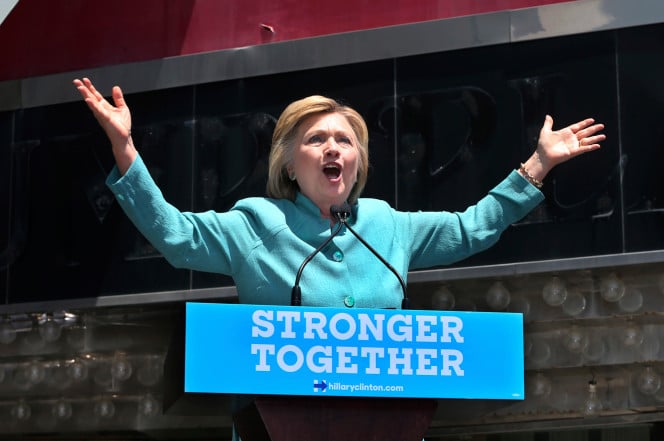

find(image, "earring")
[289,173,296,181]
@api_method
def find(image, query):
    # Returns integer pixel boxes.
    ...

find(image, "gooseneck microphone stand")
[291,221,344,306]
[331,203,410,309]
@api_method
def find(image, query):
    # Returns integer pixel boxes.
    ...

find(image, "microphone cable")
[330,203,410,309]
[291,221,344,306]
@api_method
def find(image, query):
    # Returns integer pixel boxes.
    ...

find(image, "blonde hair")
[266,95,369,204]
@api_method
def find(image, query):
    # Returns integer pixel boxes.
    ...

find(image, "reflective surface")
[397,31,622,267]
[4,23,664,304]
[0,111,10,303]
[619,24,664,252]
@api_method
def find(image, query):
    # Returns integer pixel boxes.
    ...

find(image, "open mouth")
[323,163,342,180]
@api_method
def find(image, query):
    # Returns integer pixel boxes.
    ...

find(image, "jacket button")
[333,250,344,262]
[344,295,355,307]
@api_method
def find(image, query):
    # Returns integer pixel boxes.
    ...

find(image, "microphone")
[330,203,410,309]
[291,220,344,306]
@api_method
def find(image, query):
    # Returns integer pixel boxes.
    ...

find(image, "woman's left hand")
[536,115,606,172]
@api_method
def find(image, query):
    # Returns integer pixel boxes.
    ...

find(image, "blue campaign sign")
[184,303,524,400]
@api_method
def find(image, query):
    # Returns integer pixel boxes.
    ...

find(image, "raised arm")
[519,115,606,187]
[73,77,136,175]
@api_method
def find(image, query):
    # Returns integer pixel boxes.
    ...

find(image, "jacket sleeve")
[399,170,545,269]
[105,155,259,275]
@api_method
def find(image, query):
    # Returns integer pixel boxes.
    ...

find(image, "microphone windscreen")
[330,203,351,220]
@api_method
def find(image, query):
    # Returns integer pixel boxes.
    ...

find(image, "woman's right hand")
[73,77,136,174]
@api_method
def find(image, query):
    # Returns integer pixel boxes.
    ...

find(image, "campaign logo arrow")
[313,380,327,392]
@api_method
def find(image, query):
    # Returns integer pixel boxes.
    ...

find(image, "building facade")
[1,1,664,439]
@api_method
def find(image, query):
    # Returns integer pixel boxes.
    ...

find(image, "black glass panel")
[5,24,664,305]
[0,111,11,304]
[191,61,394,290]
[8,87,195,303]
[617,24,664,252]
[396,31,621,266]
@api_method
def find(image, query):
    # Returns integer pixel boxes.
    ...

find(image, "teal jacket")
[107,155,544,308]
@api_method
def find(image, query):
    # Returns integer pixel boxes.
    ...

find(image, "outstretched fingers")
[83,77,104,101]
[111,85,127,109]
[73,78,92,102]
[538,115,606,167]
[568,118,596,133]
[72,77,132,139]
[578,133,605,150]
[72,77,136,174]
[573,120,605,152]
[569,118,604,139]
[577,123,605,139]
[73,78,108,117]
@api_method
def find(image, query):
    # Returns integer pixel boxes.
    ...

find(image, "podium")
[232,396,437,441]
[169,303,525,440]
[233,396,437,441]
